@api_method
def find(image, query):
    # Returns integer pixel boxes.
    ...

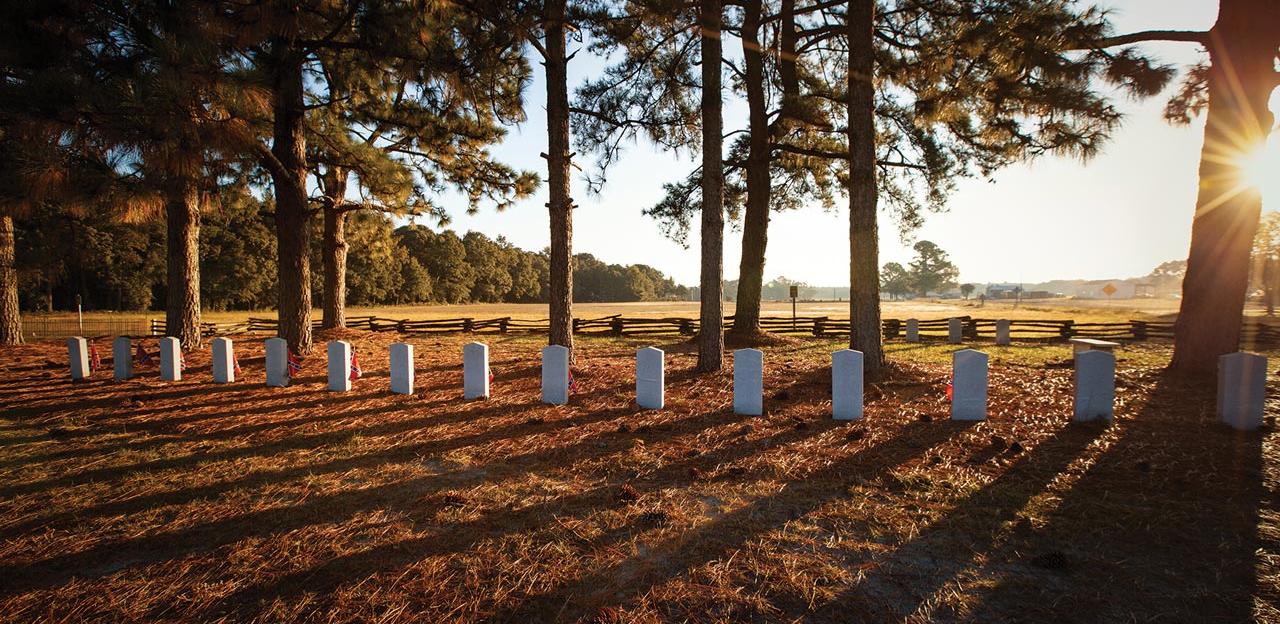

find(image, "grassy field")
[21,297,1206,325]
[0,331,1276,622]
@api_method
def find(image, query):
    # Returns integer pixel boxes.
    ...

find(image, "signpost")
[1102,283,1117,299]
[790,285,798,330]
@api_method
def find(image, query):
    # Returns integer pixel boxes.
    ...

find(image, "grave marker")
[68,337,89,381]
[212,337,236,383]
[160,337,182,381]
[542,344,570,405]
[327,340,352,392]
[636,347,664,409]
[1073,350,1115,422]
[463,342,490,400]
[390,342,414,395]
[113,336,132,381]
[832,349,864,420]
[1218,352,1267,431]
[951,349,988,421]
[734,348,764,416]
[906,318,920,342]
[996,319,1011,346]
[948,318,963,344]
[265,337,288,387]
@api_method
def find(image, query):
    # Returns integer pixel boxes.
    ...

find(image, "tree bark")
[1171,0,1279,375]
[847,0,883,378]
[165,176,202,347]
[270,52,314,354]
[697,0,724,372]
[0,215,21,345]
[321,167,350,330]
[730,0,770,337]
[545,0,574,355]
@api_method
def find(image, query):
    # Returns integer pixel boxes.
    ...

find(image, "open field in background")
[1,332,1277,621]
[18,297,1212,326]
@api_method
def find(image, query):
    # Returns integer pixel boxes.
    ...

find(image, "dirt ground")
[1,331,1277,623]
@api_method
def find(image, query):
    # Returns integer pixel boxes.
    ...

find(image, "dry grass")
[0,332,1277,623]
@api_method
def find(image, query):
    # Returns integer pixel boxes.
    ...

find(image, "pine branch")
[1088,30,1209,48]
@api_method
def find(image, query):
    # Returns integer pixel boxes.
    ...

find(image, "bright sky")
[425,0,1277,287]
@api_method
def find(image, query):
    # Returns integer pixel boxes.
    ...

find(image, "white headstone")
[542,344,570,405]
[68,337,90,381]
[112,336,132,381]
[636,347,664,409]
[159,337,182,381]
[1218,352,1267,431]
[906,318,920,342]
[951,349,988,421]
[327,340,352,392]
[390,342,414,395]
[1073,350,1115,422]
[832,349,864,421]
[265,337,289,387]
[734,348,764,416]
[463,342,490,400]
[948,318,963,344]
[211,337,235,383]
[996,319,1011,346]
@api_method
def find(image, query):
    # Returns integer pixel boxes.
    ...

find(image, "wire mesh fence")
[21,317,156,341]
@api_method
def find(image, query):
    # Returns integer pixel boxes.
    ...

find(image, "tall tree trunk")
[270,52,313,354]
[321,167,350,330]
[847,0,883,377]
[0,215,20,345]
[697,0,724,372]
[165,176,202,347]
[545,0,574,354]
[1171,0,1279,375]
[730,0,770,337]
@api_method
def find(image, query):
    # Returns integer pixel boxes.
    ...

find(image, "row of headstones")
[67,336,1268,431]
[905,318,1011,344]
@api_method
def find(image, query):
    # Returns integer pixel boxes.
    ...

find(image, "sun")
[1240,135,1279,208]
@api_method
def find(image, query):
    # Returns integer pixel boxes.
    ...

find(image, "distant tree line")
[14,191,686,312]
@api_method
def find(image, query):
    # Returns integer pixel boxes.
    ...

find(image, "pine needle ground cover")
[0,332,1276,622]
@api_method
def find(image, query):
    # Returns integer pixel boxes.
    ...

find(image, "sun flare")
[1240,136,1279,207]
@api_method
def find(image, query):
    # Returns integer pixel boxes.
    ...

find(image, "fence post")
[1060,320,1075,341]
[1131,320,1147,341]
[572,318,580,334]
[463,318,474,333]
[814,317,826,337]
[611,317,624,336]
[500,318,509,334]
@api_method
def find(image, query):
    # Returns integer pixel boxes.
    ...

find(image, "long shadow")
[802,418,1107,622]
[954,371,1270,622]
[488,420,974,621]
[1,390,784,595]
[0,379,646,536]
[198,413,839,620]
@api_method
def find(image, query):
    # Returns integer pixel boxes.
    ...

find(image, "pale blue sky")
[422,0,1275,287]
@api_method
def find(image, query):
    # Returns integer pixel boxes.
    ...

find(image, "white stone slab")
[112,336,132,381]
[265,337,289,387]
[734,348,764,416]
[906,318,920,342]
[160,337,182,381]
[463,342,490,400]
[948,318,963,344]
[832,349,864,421]
[328,340,352,392]
[996,319,1011,346]
[1073,350,1115,422]
[1218,352,1267,431]
[636,347,664,409]
[542,344,570,405]
[68,337,90,381]
[390,342,414,395]
[951,349,988,421]
[212,337,235,383]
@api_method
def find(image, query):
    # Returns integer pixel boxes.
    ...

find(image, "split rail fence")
[134,314,1280,349]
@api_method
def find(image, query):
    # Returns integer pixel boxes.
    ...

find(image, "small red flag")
[89,344,101,373]
[349,349,362,381]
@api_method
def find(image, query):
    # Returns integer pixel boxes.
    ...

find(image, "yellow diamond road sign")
[1102,283,1117,297]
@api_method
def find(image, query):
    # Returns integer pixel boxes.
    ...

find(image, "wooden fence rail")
[142,314,1280,348]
